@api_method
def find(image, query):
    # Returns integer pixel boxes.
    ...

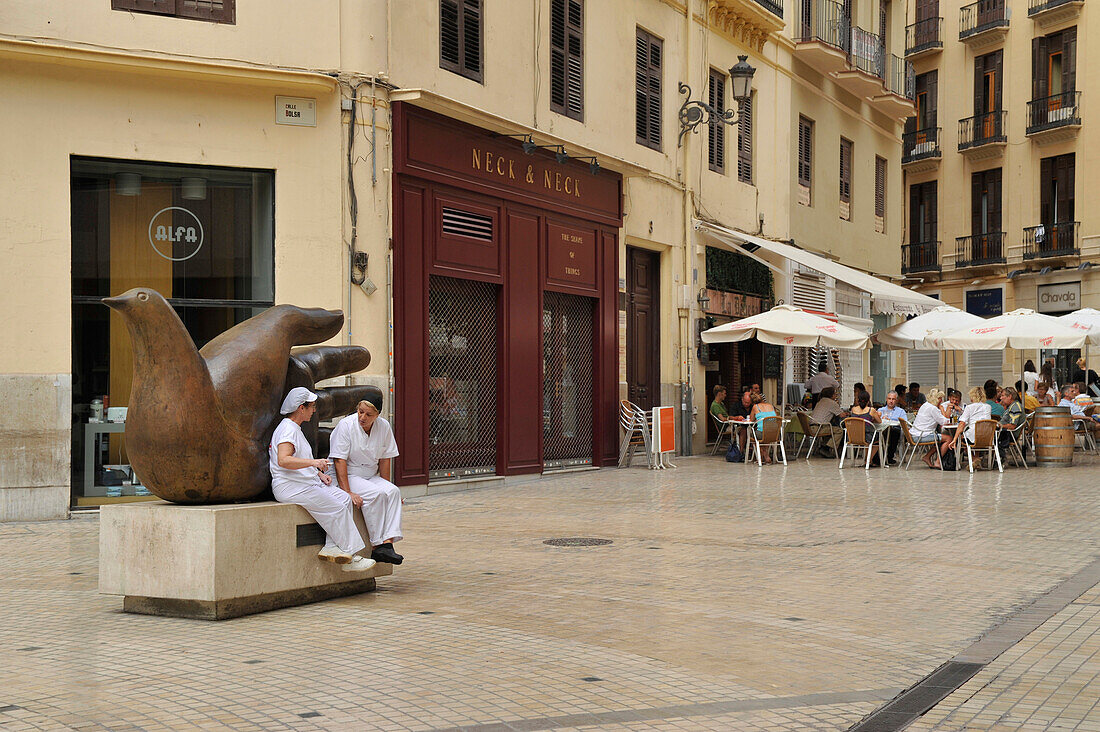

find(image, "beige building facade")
[902,0,1098,391]
[1,0,915,521]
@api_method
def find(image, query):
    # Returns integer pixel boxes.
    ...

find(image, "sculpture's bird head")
[103,287,163,317]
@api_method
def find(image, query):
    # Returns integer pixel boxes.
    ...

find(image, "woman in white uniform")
[269,387,375,572]
[329,395,404,565]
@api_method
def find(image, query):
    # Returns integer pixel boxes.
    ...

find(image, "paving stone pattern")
[1,454,1099,731]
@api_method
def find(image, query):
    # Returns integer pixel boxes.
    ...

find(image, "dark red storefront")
[392,104,623,486]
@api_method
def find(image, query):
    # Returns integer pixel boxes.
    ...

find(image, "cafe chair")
[898,419,942,470]
[794,411,837,460]
[746,415,787,466]
[1072,418,1099,454]
[617,400,653,469]
[965,419,1003,473]
[710,413,734,456]
[838,417,876,469]
[998,423,1029,469]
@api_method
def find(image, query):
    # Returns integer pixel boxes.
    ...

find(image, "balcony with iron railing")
[902,127,941,169]
[905,17,943,57]
[870,54,916,118]
[1028,0,1084,25]
[902,241,942,274]
[834,26,886,100]
[794,0,851,75]
[955,232,1006,268]
[754,0,784,16]
[959,0,1009,47]
[1023,222,1080,260]
[958,110,1007,159]
[708,0,786,39]
[1026,91,1082,142]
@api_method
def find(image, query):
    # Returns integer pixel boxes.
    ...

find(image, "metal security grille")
[428,276,499,479]
[543,291,595,469]
[441,206,493,241]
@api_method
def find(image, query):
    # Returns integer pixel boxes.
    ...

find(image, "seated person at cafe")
[894,384,909,410]
[850,382,868,410]
[945,386,993,456]
[1074,381,1094,408]
[748,392,779,465]
[1034,381,1056,407]
[1059,385,1100,436]
[906,383,927,408]
[730,388,754,451]
[911,388,950,468]
[984,380,1005,418]
[941,388,963,419]
[1014,380,1039,412]
[851,391,882,466]
[805,362,839,405]
[710,385,731,423]
[809,386,847,456]
[998,387,1025,452]
[750,382,762,397]
[876,391,907,465]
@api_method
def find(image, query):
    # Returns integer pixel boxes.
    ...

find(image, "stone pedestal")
[100,500,392,619]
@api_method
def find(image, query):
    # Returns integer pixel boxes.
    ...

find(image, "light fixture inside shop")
[677,55,756,147]
[181,177,207,201]
[115,172,142,196]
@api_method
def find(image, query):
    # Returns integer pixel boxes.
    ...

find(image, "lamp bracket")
[677,82,742,148]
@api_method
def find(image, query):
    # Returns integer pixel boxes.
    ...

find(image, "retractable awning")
[696,220,941,316]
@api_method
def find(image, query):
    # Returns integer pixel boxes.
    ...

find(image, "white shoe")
[341,556,377,573]
[318,546,353,565]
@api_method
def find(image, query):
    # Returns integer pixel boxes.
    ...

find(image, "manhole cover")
[543,538,613,547]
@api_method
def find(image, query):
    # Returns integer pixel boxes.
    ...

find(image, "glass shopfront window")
[70,157,275,507]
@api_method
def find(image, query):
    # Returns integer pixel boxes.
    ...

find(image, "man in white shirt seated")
[910,388,950,468]
[1059,385,1100,438]
[329,394,405,565]
[804,363,840,405]
[808,386,847,456]
[876,391,908,465]
[269,387,376,572]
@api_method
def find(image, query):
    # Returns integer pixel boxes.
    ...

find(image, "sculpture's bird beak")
[103,289,150,313]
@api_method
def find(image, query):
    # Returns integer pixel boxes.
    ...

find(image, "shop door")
[626,247,659,409]
[542,291,595,469]
[427,275,500,480]
[870,314,890,403]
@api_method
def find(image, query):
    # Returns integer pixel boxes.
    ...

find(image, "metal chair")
[617,400,653,468]
[1072,417,1099,454]
[898,419,943,470]
[710,412,734,455]
[965,419,1003,473]
[746,415,787,466]
[838,417,874,469]
[794,411,839,460]
[998,422,1029,469]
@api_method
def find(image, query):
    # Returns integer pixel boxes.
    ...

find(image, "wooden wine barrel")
[1033,406,1074,468]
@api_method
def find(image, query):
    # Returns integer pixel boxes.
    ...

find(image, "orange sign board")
[652,406,676,454]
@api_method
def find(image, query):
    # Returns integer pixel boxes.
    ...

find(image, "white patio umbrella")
[934,309,1089,407]
[1059,308,1100,392]
[702,304,870,412]
[871,305,984,390]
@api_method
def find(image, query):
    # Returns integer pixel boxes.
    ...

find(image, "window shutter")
[708,69,726,174]
[993,50,1003,110]
[1041,156,1053,225]
[566,1,584,119]
[1032,36,1048,101]
[1056,154,1074,223]
[738,94,753,183]
[797,116,813,187]
[440,0,461,71]
[550,0,567,110]
[839,138,852,205]
[550,0,584,120]
[971,173,983,236]
[928,181,938,241]
[177,0,233,22]
[874,156,886,219]
[636,29,662,150]
[989,168,1002,233]
[1062,26,1076,95]
[928,71,938,126]
[113,0,176,15]
[461,0,483,80]
[440,0,482,82]
[973,57,984,115]
[909,184,921,243]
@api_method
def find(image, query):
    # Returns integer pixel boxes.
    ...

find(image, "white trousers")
[272,480,366,555]
[347,474,403,547]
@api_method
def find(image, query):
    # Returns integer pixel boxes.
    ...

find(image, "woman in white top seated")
[910,388,950,468]
[329,395,405,565]
[944,386,993,456]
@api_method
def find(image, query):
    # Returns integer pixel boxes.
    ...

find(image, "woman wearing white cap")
[329,394,404,565]
[269,386,375,572]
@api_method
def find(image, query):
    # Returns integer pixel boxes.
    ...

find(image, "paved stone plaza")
[2,454,1100,731]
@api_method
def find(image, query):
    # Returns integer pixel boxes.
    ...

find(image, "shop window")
[543,291,595,469]
[70,157,274,506]
[111,0,235,24]
[550,0,584,121]
[440,0,483,83]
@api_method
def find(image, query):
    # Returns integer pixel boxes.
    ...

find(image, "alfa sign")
[1037,282,1080,313]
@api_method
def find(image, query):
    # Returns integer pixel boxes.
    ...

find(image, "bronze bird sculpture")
[104,287,380,504]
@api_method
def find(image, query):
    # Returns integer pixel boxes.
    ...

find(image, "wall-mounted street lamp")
[697,288,711,310]
[677,55,756,148]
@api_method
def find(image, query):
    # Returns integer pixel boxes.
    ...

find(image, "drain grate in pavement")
[543,538,613,547]
[848,662,982,732]
[0,705,21,713]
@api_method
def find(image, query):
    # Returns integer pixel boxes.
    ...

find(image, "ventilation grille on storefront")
[908,350,940,390]
[542,291,595,469]
[442,207,494,242]
[967,350,1003,389]
[428,276,499,480]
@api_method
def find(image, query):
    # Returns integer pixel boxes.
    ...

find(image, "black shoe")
[371,544,404,565]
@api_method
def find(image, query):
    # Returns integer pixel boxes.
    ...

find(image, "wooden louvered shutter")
[971,173,983,236]
[909,184,921,243]
[708,69,726,174]
[177,0,233,22]
[1057,154,1074,223]
[874,157,886,220]
[989,169,1002,233]
[738,94,753,183]
[1041,156,1054,226]
[440,0,482,82]
[1062,27,1076,95]
[635,29,662,150]
[904,115,917,135]
[112,0,176,16]
[550,0,584,120]
[798,117,813,188]
[928,181,938,241]
[1033,35,1049,101]
[839,138,853,204]
[974,57,984,115]
[993,50,1003,111]
[928,71,938,127]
